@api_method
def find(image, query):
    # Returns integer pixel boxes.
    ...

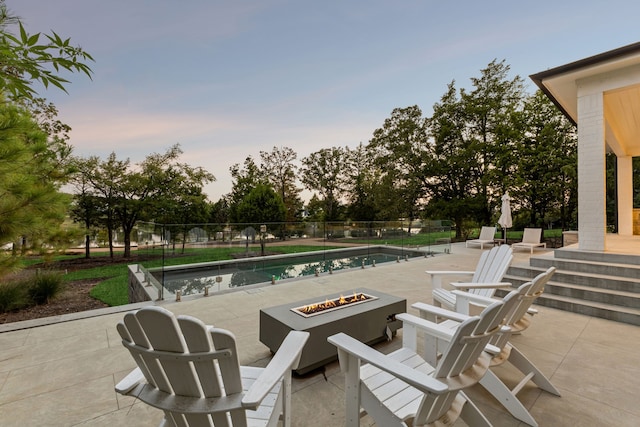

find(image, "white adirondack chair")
[427,244,513,312]
[465,226,497,249]
[413,267,559,427]
[512,228,547,253]
[327,293,520,427]
[115,306,309,427]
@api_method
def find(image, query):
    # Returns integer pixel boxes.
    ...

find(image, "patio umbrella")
[498,192,512,244]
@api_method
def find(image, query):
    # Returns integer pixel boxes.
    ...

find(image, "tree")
[234,183,286,225]
[300,147,347,221]
[152,169,212,253]
[344,143,378,222]
[75,153,128,258]
[0,103,69,274]
[0,1,93,103]
[74,145,215,258]
[0,2,93,275]
[228,156,267,223]
[117,145,215,257]
[459,59,526,225]
[69,172,104,258]
[423,61,528,237]
[305,194,325,223]
[368,106,432,228]
[260,146,303,223]
[207,196,231,241]
[426,81,482,238]
[517,90,577,229]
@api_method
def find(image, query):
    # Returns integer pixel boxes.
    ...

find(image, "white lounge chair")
[512,228,547,253]
[328,293,520,427]
[427,244,513,312]
[413,267,559,427]
[465,226,497,249]
[115,306,309,427]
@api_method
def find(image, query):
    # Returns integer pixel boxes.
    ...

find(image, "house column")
[617,155,634,235]
[576,88,606,251]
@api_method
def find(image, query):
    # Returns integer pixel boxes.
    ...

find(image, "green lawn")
[346,229,563,245]
[346,230,455,246]
[21,229,565,307]
[27,245,343,307]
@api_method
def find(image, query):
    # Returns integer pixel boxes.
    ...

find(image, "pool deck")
[1,243,639,426]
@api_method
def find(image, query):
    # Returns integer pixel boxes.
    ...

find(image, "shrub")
[0,281,29,313]
[27,270,66,305]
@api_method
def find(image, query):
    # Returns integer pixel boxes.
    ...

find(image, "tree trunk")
[455,218,464,240]
[107,227,114,258]
[84,234,91,259]
[123,231,131,258]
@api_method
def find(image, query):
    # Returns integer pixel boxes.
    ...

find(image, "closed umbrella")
[498,192,512,244]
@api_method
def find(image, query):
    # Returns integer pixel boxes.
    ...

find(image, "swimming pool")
[153,246,425,296]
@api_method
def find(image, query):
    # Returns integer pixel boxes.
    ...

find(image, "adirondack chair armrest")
[450,282,512,290]
[242,330,309,409]
[425,270,475,276]
[327,332,448,394]
[115,367,145,394]
[396,312,466,342]
[411,302,471,323]
[425,270,474,288]
[450,290,498,307]
[484,341,504,356]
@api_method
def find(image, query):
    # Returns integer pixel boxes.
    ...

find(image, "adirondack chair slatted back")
[471,245,513,297]
[414,295,519,425]
[434,299,506,378]
[117,307,244,426]
[470,248,492,282]
[502,267,555,334]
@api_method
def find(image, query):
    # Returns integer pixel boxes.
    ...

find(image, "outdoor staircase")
[501,248,640,326]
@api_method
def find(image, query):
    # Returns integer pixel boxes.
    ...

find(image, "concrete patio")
[1,243,639,426]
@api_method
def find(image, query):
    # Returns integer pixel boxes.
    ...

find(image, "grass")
[89,276,126,306]
[347,230,455,246]
[18,229,566,307]
[347,229,564,246]
[27,271,67,305]
[25,245,344,307]
[0,281,29,312]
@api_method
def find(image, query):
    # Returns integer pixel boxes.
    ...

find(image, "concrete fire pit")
[259,288,406,374]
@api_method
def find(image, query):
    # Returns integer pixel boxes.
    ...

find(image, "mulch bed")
[0,253,165,324]
[0,278,108,324]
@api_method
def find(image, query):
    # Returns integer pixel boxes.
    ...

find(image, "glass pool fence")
[128,220,453,300]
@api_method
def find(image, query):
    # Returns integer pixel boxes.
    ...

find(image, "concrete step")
[533,293,640,326]
[554,247,640,265]
[543,281,640,309]
[504,254,640,326]
[528,255,640,279]
[503,275,640,308]
[505,267,640,293]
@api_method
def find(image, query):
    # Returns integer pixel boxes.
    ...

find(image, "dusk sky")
[9,1,640,201]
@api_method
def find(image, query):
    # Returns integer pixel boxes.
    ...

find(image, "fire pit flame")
[293,292,378,317]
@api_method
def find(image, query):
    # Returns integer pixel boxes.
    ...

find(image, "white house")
[531,42,640,252]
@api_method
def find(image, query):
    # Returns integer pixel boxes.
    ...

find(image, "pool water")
[160,250,421,296]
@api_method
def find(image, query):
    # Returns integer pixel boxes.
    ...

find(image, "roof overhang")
[531,42,640,157]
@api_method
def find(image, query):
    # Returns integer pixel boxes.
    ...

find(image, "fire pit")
[260,288,406,374]
[291,292,378,317]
